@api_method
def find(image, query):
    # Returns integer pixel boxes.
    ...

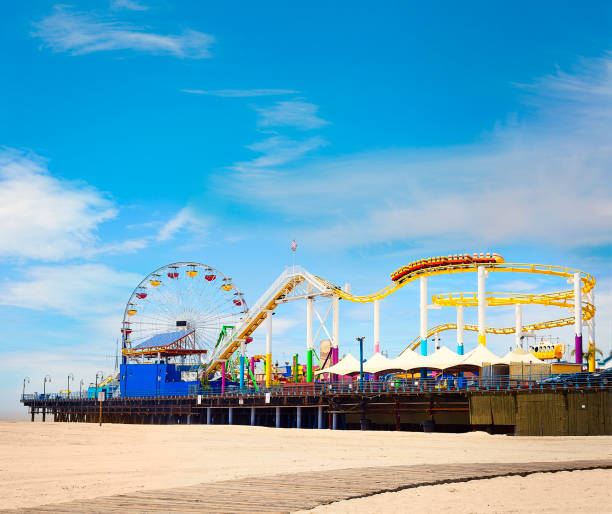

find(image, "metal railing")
[21,371,610,402]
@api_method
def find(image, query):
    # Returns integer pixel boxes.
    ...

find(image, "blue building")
[120,363,200,397]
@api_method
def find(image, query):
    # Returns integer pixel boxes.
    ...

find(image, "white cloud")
[111,0,149,10]
[181,89,299,97]
[91,237,150,256]
[233,136,327,172]
[255,101,329,130]
[493,280,541,292]
[157,206,209,242]
[0,263,139,317]
[33,6,214,58]
[0,149,117,261]
[224,53,612,250]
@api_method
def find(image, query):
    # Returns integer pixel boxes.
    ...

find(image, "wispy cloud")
[233,136,327,172]
[111,0,149,10]
[33,6,214,58]
[157,206,209,242]
[0,149,117,261]
[181,89,299,97]
[255,101,329,130]
[224,53,612,251]
[0,263,139,316]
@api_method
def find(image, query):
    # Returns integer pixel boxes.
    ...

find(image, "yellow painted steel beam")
[406,314,590,352]
[205,262,596,373]
[205,276,304,376]
[321,263,594,303]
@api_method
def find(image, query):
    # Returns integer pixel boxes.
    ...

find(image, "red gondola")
[168,272,179,279]
[245,337,253,343]
[205,274,216,281]
[233,299,242,306]
[136,293,147,299]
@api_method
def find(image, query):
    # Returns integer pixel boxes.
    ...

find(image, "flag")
[290,240,297,252]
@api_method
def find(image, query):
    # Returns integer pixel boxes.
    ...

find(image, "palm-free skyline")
[1,1,610,417]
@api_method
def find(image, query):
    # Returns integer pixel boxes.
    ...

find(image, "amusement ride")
[115,252,598,396]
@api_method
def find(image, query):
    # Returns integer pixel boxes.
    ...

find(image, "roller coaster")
[204,253,596,376]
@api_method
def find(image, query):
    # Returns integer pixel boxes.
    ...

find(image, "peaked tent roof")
[314,353,361,376]
[424,346,464,369]
[387,349,429,371]
[363,352,395,373]
[453,344,504,368]
[500,347,543,364]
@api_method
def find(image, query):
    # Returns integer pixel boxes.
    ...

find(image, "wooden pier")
[22,386,612,436]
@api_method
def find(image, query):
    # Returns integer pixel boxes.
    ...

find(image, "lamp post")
[22,377,30,398]
[43,375,51,397]
[95,371,103,398]
[79,379,84,398]
[95,371,104,427]
[356,337,365,391]
[67,373,74,399]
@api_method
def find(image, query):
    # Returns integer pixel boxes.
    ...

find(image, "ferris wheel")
[121,262,247,361]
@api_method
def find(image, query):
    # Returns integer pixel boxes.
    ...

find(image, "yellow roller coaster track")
[321,262,595,353]
[206,275,304,375]
[207,263,594,374]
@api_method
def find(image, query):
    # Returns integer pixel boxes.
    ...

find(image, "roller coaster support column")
[374,299,381,354]
[477,266,487,346]
[573,272,583,365]
[265,311,273,388]
[456,305,464,355]
[515,304,522,348]
[239,341,245,390]
[306,296,314,382]
[420,276,428,356]
[221,361,226,395]
[332,295,340,366]
[588,290,596,372]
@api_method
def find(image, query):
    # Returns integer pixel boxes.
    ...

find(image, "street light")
[95,371,103,399]
[79,379,84,398]
[22,377,30,398]
[356,337,365,391]
[43,375,51,398]
[67,373,74,399]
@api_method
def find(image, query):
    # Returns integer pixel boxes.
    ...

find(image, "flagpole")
[290,240,297,275]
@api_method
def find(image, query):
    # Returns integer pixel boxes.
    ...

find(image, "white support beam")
[515,304,523,348]
[332,295,339,349]
[374,299,380,354]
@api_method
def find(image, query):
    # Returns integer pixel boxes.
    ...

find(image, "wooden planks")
[4,460,612,513]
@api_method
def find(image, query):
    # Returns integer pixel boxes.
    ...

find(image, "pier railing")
[21,370,610,402]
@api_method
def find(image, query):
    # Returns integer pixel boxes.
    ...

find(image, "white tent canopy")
[424,346,464,370]
[386,349,428,371]
[500,347,543,364]
[455,344,504,367]
[363,352,395,373]
[314,353,360,376]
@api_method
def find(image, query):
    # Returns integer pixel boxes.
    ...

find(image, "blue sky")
[1,1,611,417]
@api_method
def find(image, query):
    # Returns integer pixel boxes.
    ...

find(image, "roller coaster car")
[391,252,505,281]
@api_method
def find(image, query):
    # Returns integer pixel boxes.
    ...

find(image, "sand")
[302,470,612,513]
[0,421,611,510]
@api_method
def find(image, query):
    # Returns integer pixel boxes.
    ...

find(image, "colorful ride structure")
[117,253,598,397]
[391,253,504,281]
[203,252,597,383]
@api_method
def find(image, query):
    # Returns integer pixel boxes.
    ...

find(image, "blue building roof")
[133,330,192,349]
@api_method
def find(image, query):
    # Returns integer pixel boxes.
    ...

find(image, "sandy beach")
[1,421,611,510]
[301,469,612,513]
